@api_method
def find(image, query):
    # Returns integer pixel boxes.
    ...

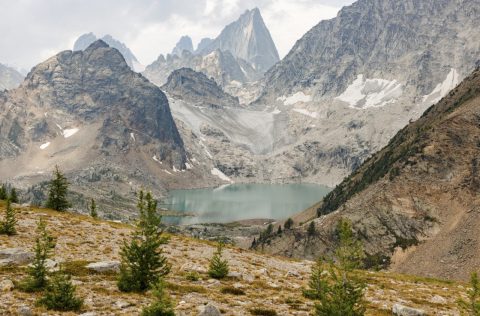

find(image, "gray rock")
[86,261,120,273]
[79,312,97,316]
[430,294,447,304]
[0,248,34,266]
[0,279,14,291]
[17,305,32,316]
[115,300,132,309]
[392,303,425,316]
[162,68,240,108]
[172,36,194,56]
[198,303,221,316]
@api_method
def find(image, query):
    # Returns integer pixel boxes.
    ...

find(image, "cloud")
[0,0,354,70]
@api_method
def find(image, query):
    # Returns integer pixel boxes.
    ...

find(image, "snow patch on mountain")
[278,92,312,105]
[39,142,50,150]
[422,68,460,105]
[292,108,318,118]
[211,167,233,183]
[336,75,403,109]
[63,128,79,138]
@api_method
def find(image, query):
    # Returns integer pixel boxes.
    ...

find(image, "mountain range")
[0,63,23,90]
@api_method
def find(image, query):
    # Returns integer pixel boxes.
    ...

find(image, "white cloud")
[0,0,354,70]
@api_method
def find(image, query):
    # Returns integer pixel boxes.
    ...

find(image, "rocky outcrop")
[198,8,279,73]
[0,64,23,90]
[162,68,239,108]
[0,248,33,266]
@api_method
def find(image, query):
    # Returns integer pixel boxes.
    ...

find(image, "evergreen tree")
[46,165,70,212]
[277,225,283,235]
[305,218,366,316]
[308,221,316,237]
[460,272,480,315]
[141,279,175,316]
[9,187,18,203]
[19,218,55,292]
[208,242,229,279]
[0,199,17,235]
[37,272,83,311]
[0,184,7,200]
[284,218,294,230]
[118,190,170,292]
[89,198,97,218]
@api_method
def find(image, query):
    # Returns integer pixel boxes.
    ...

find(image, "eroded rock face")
[261,0,480,100]
[0,40,191,216]
[162,68,239,108]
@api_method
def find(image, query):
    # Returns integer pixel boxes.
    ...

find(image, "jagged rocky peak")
[0,63,24,90]
[2,39,186,168]
[198,7,279,73]
[195,37,213,53]
[260,0,480,102]
[172,35,194,56]
[72,33,144,72]
[162,67,240,108]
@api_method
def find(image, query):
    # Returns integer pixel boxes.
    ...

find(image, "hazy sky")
[0,0,354,70]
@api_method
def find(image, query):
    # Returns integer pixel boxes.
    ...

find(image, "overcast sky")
[0,0,354,71]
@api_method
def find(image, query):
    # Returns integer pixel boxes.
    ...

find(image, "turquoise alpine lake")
[161,183,332,225]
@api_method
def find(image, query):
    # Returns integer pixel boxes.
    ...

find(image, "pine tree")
[284,218,294,230]
[307,218,366,316]
[37,272,83,311]
[9,187,18,203]
[118,190,170,292]
[89,198,97,218]
[141,279,175,316]
[19,218,56,292]
[0,199,17,235]
[46,165,70,212]
[208,242,229,279]
[308,221,316,237]
[0,184,7,200]
[277,225,283,235]
[460,272,480,315]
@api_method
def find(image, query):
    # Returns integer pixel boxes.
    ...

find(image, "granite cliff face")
[73,33,144,71]
[261,0,480,100]
[162,68,239,108]
[198,8,280,73]
[0,63,23,90]
[143,8,278,93]
[0,40,219,217]
[259,67,480,281]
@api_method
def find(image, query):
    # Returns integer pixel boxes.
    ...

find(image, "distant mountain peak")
[72,33,144,72]
[199,7,279,72]
[172,36,194,56]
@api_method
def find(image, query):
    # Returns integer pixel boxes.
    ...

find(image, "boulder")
[0,279,14,291]
[0,248,34,266]
[392,304,425,316]
[198,303,221,316]
[17,305,33,316]
[86,261,120,273]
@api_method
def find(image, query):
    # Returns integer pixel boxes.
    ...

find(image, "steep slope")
[171,35,194,56]
[0,40,219,217]
[261,0,480,100]
[199,8,280,73]
[240,0,480,187]
[0,203,467,315]
[73,33,144,71]
[162,68,239,108]
[0,63,23,90]
[259,67,480,281]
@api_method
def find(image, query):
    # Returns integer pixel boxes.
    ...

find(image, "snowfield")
[423,68,459,105]
[336,75,403,109]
